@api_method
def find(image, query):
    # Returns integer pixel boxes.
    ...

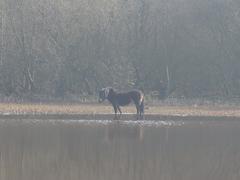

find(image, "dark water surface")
[0,118,240,180]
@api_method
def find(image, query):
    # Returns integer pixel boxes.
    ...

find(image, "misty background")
[0,0,240,102]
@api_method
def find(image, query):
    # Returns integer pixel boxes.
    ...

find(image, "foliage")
[0,0,240,101]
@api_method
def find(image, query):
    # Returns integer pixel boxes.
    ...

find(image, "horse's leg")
[140,111,144,120]
[136,105,140,120]
[137,104,144,120]
[133,99,142,120]
[139,106,143,120]
[113,105,118,120]
[117,105,122,119]
[139,99,144,120]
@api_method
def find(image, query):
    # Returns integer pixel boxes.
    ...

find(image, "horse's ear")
[104,88,110,98]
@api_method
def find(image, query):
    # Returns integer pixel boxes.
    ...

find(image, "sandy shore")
[0,103,239,119]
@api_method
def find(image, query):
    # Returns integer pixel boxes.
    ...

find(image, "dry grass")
[0,103,240,117]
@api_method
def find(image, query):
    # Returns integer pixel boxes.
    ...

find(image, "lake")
[0,118,239,180]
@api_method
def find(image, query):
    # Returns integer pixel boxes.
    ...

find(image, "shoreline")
[0,113,239,121]
[0,103,240,119]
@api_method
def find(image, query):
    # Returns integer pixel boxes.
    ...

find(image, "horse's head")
[98,87,112,103]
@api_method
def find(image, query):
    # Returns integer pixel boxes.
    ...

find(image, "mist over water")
[0,119,239,180]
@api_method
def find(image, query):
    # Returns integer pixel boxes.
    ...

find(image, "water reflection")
[0,119,239,180]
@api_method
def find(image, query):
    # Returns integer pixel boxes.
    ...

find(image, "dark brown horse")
[98,87,144,120]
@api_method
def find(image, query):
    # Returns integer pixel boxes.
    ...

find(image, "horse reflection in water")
[103,122,144,142]
[98,87,144,120]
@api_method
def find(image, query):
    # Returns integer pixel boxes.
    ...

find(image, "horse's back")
[129,90,143,99]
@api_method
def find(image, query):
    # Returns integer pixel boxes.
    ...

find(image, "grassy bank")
[0,103,240,117]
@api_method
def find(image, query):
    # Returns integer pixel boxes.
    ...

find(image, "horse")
[98,87,144,120]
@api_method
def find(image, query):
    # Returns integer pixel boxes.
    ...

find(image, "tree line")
[0,0,240,101]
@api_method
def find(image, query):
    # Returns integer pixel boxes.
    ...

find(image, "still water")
[0,118,239,180]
